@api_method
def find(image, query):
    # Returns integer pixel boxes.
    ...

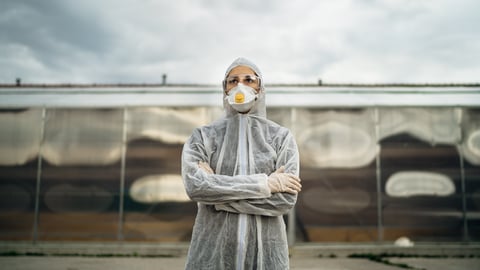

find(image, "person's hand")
[198,161,214,174]
[268,166,302,194]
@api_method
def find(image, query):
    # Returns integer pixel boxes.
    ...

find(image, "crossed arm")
[199,162,301,216]
[181,129,301,216]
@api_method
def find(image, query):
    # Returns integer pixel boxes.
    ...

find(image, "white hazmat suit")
[182,58,300,269]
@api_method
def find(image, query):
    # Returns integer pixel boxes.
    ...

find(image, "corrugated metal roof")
[0,84,479,108]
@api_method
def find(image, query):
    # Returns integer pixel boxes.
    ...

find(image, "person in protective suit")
[182,57,302,270]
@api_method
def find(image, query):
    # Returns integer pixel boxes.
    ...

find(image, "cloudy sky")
[1,0,479,85]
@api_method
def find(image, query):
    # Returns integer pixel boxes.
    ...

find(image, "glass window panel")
[122,107,205,242]
[294,108,378,242]
[464,109,480,241]
[380,108,464,241]
[38,109,123,241]
[0,109,42,240]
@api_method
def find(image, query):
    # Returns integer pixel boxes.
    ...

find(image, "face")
[224,66,260,93]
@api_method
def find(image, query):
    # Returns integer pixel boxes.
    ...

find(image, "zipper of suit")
[236,114,248,270]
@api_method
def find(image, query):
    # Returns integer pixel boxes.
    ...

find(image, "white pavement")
[1,256,480,270]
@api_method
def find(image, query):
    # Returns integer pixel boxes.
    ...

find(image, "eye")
[244,76,257,84]
[227,77,239,85]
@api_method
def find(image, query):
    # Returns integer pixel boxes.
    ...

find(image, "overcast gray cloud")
[0,0,479,84]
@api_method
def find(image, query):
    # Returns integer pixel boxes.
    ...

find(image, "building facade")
[0,84,479,243]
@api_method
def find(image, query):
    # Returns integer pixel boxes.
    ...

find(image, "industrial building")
[0,83,479,245]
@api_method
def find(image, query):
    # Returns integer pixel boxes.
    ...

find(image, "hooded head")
[222,57,266,117]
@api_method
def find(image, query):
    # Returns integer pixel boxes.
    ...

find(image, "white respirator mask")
[225,83,258,113]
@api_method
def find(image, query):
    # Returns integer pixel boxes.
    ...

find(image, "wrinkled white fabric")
[182,57,300,269]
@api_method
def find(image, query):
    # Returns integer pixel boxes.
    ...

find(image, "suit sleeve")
[182,128,272,204]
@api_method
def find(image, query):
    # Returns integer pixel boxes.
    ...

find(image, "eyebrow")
[227,74,256,78]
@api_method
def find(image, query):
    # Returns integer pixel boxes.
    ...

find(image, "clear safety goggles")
[224,74,261,90]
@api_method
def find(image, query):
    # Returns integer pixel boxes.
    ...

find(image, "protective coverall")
[182,58,300,270]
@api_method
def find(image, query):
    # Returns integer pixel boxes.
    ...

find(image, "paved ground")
[388,258,480,270]
[1,256,480,270]
[1,242,479,270]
